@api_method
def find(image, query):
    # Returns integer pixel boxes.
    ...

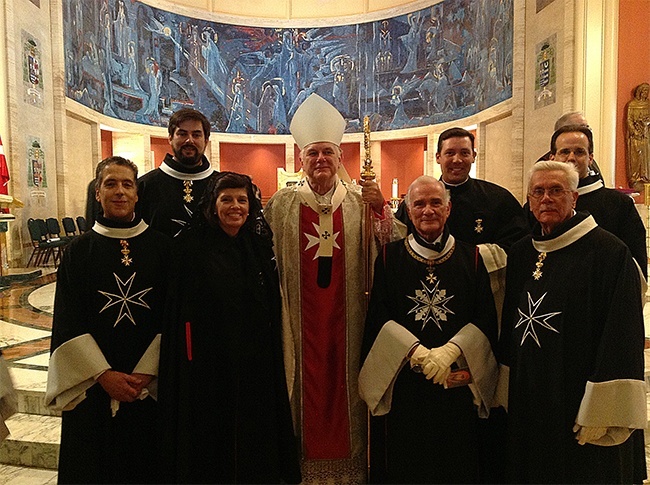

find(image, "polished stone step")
[8,368,58,417]
[0,414,60,470]
[0,463,57,484]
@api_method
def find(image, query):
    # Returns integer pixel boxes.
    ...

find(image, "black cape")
[50,218,170,484]
[158,223,300,484]
[442,177,529,251]
[499,212,646,483]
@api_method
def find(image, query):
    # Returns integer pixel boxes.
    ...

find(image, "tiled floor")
[0,269,650,483]
[0,270,56,483]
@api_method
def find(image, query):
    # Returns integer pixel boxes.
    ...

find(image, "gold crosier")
[361,116,376,306]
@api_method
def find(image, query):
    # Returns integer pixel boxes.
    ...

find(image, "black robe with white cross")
[46,217,170,484]
[499,212,646,484]
[361,234,498,484]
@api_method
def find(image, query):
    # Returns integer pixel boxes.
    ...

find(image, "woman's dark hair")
[196,171,272,239]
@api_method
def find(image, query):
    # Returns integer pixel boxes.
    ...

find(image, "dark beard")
[173,145,202,167]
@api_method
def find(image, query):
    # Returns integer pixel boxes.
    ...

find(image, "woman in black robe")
[158,172,300,484]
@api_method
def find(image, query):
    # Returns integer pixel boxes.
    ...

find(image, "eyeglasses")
[528,187,572,200]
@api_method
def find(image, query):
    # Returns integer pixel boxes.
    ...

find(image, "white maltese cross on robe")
[98,273,153,327]
[407,279,455,331]
[515,292,561,348]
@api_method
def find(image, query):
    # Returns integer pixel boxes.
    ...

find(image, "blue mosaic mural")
[63,0,512,133]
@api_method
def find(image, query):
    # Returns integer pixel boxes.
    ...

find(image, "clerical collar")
[577,175,603,196]
[160,154,214,180]
[532,211,597,253]
[441,177,470,188]
[93,216,149,239]
[412,225,450,252]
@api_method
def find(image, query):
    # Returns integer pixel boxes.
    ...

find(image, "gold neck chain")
[404,238,455,284]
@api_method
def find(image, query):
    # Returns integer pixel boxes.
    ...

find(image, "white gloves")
[573,424,608,445]
[409,345,429,370]
[409,342,462,385]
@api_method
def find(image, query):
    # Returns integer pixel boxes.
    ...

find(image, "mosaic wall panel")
[63,0,513,133]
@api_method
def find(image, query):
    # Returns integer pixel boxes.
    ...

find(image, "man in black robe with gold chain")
[46,156,170,483]
[498,161,646,483]
[137,108,218,237]
[360,176,499,483]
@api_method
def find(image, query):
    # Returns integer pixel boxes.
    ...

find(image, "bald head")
[554,111,588,131]
[405,176,449,206]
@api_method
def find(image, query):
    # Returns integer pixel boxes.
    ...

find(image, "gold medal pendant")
[183,180,194,203]
[532,252,546,280]
[426,269,437,284]
[120,239,132,266]
[474,218,484,234]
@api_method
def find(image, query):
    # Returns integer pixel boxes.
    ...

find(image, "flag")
[0,136,9,194]
[0,136,10,213]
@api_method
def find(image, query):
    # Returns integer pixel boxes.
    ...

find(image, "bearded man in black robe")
[137,108,218,237]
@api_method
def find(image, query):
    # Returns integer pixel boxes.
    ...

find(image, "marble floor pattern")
[0,269,649,483]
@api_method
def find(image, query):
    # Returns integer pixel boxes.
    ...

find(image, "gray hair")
[554,111,587,131]
[405,175,450,206]
[300,142,342,159]
[528,161,579,192]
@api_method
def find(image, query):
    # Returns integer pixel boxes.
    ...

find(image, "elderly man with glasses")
[526,124,647,279]
[497,160,647,483]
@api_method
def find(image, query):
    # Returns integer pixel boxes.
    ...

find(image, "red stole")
[300,203,350,459]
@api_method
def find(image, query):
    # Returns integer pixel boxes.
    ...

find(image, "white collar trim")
[159,160,214,181]
[407,233,456,259]
[532,215,598,253]
[577,179,603,195]
[93,219,149,239]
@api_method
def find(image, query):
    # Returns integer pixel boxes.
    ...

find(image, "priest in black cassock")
[433,127,528,306]
[498,161,647,483]
[360,176,499,484]
[45,156,170,483]
[137,108,218,237]
[551,124,646,277]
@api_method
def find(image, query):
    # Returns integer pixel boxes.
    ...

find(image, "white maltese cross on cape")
[98,273,152,327]
[407,279,455,331]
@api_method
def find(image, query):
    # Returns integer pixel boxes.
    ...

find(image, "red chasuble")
[300,203,350,459]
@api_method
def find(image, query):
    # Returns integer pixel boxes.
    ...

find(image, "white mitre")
[290,94,346,149]
[290,94,351,182]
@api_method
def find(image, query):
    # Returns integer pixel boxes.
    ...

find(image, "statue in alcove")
[626,82,650,186]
